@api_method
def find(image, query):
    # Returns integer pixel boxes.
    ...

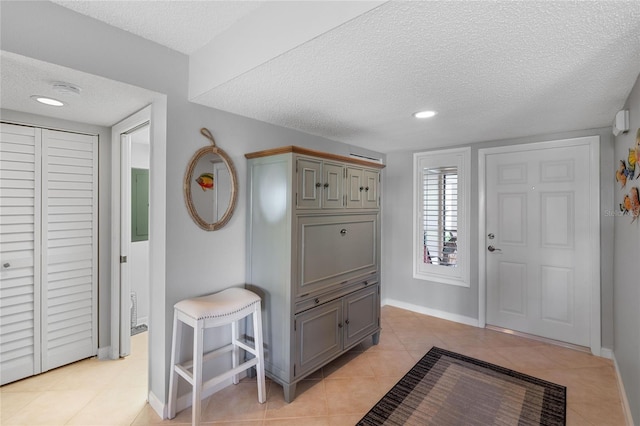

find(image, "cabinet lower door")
[344,285,379,349]
[294,300,342,378]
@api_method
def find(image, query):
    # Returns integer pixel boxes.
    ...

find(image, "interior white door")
[0,124,42,385]
[485,140,592,347]
[119,133,131,357]
[41,129,98,371]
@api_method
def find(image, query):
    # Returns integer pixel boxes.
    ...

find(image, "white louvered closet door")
[41,129,97,371]
[0,124,42,385]
[0,124,97,385]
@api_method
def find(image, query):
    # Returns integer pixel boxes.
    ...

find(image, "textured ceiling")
[0,51,161,127]
[194,1,640,152]
[4,1,640,153]
[49,0,264,54]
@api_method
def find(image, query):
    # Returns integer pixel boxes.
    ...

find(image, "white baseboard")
[600,347,613,360]
[148,390,165,420]
[382,298,480,327]
[97,346,111,360]
[147,372,247,420]
[135,316,149,327]
[611,353,635,426]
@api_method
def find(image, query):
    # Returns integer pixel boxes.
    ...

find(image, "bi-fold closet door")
[0,123,98,385]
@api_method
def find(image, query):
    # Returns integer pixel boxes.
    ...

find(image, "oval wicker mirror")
[184,128,238,231]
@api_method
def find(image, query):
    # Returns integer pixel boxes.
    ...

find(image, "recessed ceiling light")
[31,95,65,107]
[413,110,437,119]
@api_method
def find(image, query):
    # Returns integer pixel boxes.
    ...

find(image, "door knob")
[487,245,502,252]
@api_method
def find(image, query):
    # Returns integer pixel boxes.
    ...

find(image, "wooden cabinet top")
[245,146,385,170]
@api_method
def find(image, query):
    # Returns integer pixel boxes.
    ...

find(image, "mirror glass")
[184,129,237,230]
[190,152,231,224]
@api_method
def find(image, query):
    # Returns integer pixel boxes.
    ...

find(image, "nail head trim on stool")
[168,287,266,425]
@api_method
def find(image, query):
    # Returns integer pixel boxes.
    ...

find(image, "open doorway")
[111,106,151,359]
[128,123,150,342]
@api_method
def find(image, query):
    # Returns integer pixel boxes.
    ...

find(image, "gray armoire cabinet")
[245,146,383,402]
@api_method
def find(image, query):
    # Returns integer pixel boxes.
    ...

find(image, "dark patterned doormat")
[358,347,566,426]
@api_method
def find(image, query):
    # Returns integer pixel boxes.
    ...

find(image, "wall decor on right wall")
[620,186,640,223]
[614,128,640,189]
[615,128,640,224]
[634,128,640,180]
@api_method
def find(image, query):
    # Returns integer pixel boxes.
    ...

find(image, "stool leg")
[253,303,266,403]
[168,310,181,419]
[231,319,240,385]
[192,320,204,426]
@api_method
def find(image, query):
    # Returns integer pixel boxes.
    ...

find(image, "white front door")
[484,137,598,347]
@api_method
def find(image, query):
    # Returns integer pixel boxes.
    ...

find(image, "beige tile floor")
[1,306,628,425]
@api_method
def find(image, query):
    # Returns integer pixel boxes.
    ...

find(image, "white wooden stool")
[167,287,266,425]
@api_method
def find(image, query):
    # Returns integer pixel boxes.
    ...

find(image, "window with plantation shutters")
[422,167,458,267]
[413,148,470,287]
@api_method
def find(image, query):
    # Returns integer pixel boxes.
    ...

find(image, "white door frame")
[110,106,151,359]
[478,136,601,356]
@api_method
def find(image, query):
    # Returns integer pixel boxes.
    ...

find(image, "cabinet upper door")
[322,162,343,209]
[345,167,363,208]
[297,158,322,209]
[363,170,379,209]
[347,167,379,209]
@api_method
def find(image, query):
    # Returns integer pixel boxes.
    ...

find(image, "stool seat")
[174,288,261,320]
[168,287,266,426]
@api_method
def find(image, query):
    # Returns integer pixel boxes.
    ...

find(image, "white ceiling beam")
[188,1,385,102]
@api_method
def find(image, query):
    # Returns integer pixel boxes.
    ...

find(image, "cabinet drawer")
[296,214,378,297]
[295,276,378,314]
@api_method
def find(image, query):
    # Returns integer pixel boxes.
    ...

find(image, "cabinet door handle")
[345,319,350,325]
[338,323,343,328]
[363,281,368,286]
[365,187,370,192]
[3,262,10,268]
[340,229,347,236]
[315,182,322,188]
[359,186,364,191]
[323,183,329,188]
[314,298,320,304]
